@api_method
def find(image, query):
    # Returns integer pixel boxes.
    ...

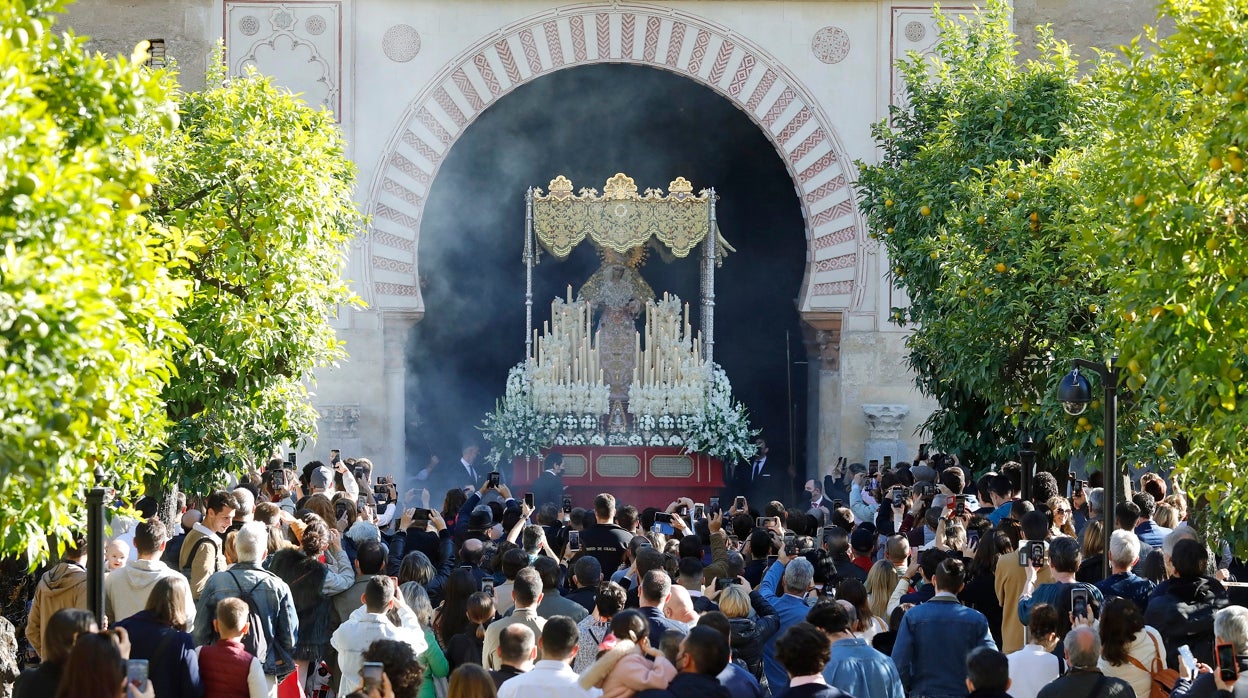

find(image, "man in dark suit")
[444,442,483,492]
[531,451,566,509]
[736,438,786,505]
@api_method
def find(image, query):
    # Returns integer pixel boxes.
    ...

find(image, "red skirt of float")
[511,446,724,511]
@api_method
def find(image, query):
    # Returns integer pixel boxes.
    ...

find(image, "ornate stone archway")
[363,3,865,318]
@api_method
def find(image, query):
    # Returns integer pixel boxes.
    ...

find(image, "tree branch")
[155,184,220,216]
[188,263,249,301]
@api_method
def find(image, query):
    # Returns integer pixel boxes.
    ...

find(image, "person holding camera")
[1017,536,1104,660]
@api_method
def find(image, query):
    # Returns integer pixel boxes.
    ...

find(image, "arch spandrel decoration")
[366,3,866,315]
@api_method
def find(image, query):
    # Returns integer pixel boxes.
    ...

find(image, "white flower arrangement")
[484,333,755,463]
[479,365,556,466]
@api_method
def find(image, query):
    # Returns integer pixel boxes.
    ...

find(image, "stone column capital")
[861,404,910,440]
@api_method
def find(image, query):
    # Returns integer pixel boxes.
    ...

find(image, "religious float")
[480,174,757,509]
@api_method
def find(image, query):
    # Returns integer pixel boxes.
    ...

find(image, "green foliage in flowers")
[144,51,363,493]
[0,0,190,559]
[1084,0,1248,551]
[857,0,1124,469]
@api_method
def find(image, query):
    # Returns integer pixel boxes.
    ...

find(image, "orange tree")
[0,0,189,558]
[145,54,364,494]
[1089,0,1248,550]
[856,0,1171,472]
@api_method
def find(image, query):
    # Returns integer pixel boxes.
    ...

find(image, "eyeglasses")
[1055,508,1071,514]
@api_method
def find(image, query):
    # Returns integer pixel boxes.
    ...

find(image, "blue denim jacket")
[824,637,904,698]
[195,562,299,677]
[891,595,996,698]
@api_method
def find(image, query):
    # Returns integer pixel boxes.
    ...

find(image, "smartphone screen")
[1071,587,1089,620]
[755,516,768,529]
[892,489,904,507]
[288,451,296,466]
[562,494,573,513]
[482,578,495,594]
[524,492,534,508]
[656,512,674,524]
[1030,541,1046,568]
[488,471,500,487]
[1178,645,1198,675]
[694,504,705,520]
[709,497,720,515]
[766,554,778,565]
[883,455,893,468]
[272,470,286,489]
[568,530,581,551]
[716,577,732,591]
[1217,642,1238,682]
[735,496,745,509]
[869,459,879,475]
[919,443,929,459]
[362,661,384,690]
[126,659,148,687]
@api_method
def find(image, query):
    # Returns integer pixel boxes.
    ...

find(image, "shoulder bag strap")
[1145,630,1166,674]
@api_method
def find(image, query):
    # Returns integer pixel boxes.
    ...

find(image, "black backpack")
[213,571,270,667]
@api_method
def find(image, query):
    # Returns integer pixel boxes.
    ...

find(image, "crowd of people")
[1,449,1245,698]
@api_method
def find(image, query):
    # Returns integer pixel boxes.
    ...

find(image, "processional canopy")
[531,173,731,262]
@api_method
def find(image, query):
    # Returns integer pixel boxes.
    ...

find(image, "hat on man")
[911,463,937,483]
[849,522,877,553]
[468,505,493,531]
[310,465,333,490]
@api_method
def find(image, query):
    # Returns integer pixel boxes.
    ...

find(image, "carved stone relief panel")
[224,1,342,118]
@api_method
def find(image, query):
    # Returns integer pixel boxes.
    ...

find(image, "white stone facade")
[59,0,1160,481]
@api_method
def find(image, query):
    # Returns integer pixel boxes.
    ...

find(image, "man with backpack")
[196,521,299,692]
[181,490,240,599]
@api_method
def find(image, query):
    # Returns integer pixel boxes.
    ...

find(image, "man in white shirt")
[1007,602,1062,698]
[331,576,428,694]
[497,616,601,698]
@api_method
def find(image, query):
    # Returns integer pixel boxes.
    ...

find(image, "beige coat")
[26,561,87,659]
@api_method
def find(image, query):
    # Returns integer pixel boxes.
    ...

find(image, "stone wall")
[64,0,214,91]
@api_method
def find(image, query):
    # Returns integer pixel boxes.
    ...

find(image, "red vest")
[199,638,255,698]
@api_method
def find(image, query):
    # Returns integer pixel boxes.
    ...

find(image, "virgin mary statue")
[578,250,654,403]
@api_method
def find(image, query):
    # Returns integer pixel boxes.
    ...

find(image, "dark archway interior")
[410,63,808,484]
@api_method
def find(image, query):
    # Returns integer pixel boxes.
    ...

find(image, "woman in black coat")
[268,514,355,690]
[718,583,780,680]
[959,529,1007,649]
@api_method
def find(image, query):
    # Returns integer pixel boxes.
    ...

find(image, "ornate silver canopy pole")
[524,187,535,360]
[701,189,717,363]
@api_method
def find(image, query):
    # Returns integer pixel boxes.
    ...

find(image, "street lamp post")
[85,467,111,625]
[1019,439,1037,502]
[1058,358,1120,579]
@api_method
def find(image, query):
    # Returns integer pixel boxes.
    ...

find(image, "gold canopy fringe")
[533,173,727,261]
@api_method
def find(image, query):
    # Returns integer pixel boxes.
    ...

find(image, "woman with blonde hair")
[865,559,898,622]
[718,582,779,680]
[836,578,886,642]
[1047,496,1077,538]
